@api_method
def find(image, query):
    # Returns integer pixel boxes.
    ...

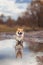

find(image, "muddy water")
[0,31,43,65]
[0,39,43,65]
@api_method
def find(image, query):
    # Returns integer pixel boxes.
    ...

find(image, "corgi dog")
[16,28,24,42]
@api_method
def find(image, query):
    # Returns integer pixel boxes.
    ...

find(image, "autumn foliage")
[0,0,43,29]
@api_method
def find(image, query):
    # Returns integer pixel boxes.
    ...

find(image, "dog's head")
[16,28,24,36]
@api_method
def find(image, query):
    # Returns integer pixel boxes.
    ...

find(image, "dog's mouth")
[18,32,22,35]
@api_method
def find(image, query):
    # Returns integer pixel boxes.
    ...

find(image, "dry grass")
[0,24,43,32]
[0,24,17,32]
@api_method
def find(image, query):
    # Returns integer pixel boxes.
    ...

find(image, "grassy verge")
[0,24,43,32]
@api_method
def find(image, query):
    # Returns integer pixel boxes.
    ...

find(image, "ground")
[0,31,43,65]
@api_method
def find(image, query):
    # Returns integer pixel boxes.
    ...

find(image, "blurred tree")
[0,14,4,24]
[38,0,43,27]
[6,16,15,27]
[31,0,43,27]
